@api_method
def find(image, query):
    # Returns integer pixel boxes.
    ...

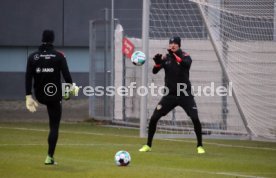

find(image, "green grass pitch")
[0,122,275,178]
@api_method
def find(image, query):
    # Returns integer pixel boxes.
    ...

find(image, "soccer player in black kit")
[25,30,79,164]
[139,36,205,154]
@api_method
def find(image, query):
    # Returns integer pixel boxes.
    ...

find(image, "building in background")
[0,0,142,99]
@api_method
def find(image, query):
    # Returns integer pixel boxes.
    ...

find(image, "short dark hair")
[42,30,55,43]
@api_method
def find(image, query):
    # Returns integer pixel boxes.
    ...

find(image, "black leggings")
[46,102,62,157]
[147,95,202,147]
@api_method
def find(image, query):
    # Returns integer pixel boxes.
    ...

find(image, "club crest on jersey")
[165,60,171,65]
[156,104,162,110]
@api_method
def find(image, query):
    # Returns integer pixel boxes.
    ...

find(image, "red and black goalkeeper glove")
[173,54,182,63]
[168,49,183,63]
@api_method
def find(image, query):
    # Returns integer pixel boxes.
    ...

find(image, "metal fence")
[89,18,113,120]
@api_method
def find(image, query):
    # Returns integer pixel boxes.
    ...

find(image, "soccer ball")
[131,51,146,66]
[114,150,131,166]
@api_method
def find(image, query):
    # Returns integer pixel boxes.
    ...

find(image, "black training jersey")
[152,49,192,96]
[25,44,72,103]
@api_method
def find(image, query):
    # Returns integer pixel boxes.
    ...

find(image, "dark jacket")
[25,44,72,104]
[153,49,192,96]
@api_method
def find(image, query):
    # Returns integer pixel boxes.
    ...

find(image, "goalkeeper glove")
[63,85,70,100]
[26,95,38,113]
[70,83,79,96]
[168,49,183,63]
[63,83,79,100]
[174,49,183,58]
[167,49,174,55]
[173,53,182,63]
[153,54,162,65]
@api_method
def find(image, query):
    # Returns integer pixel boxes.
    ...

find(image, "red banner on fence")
[122,37,135,59]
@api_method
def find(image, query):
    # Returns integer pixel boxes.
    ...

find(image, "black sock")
[46,102,62,157]
[191,117,203,147]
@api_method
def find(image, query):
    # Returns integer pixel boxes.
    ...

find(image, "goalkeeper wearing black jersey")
[139,36,205,154]
[25,30,79,165]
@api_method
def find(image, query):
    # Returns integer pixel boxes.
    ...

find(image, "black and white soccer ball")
[131,51,146,66]
[114,150,131,166]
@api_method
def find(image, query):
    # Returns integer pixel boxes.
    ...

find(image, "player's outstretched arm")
[172,49,192,68]
[152,53,163,74]
[179,53,192,67]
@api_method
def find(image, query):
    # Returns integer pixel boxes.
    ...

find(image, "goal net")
[113,0,276,140]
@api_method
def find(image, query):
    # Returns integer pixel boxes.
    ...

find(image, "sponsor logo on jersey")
[42,68,54,72]
[40,54,56,59]
[35,67,54,73]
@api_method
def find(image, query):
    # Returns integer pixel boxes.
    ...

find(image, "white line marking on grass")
[192,170,268,178]
[162,138,276,151]
[216,172,267,178]
[171,168,270,178]
[205,142,276,151]
[0,143,46,146]
[150,168,269,178]
[0,127,48,132]
[0,126,105,136]
[0,143,137,147]
[1,126,276,151]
